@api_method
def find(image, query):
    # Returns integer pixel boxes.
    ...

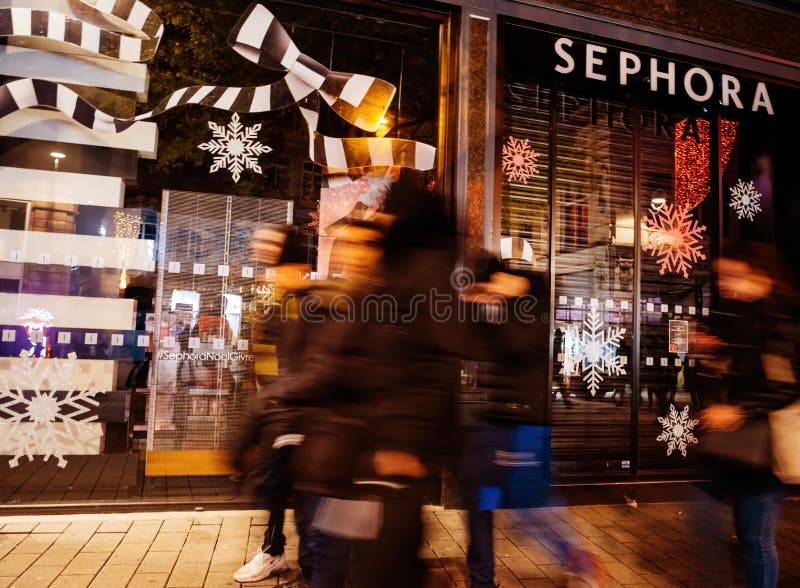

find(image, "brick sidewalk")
[1,500,798,587]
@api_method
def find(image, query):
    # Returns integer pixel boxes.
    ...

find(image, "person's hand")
[700,404,745,431]
[691,331,724,354]
[373,451,427,478]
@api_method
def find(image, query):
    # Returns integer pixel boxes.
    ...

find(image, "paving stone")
[602,561,647,585]
[166,561,209,587]
[81,532,125,553]
[88,563,138,587]
[149,532,188,552]
[0,522,36,533]
[33,521,70,533]
[49,574,94,588]
[209,549,246,572]
[106,542,150,565]
[35,544,81,567]
[0,552,39,576]
[137,550,179,574]
[176,541,215,564]
[127,573,169,587]
[502,556,547,579]
[97,520,133,534]
[61,552,110,576]
[11,532,60,554]
[160,519,193,534]
[203,570,240,587]
[429,540,465,559]
[121,524,161,545]
[9,564,63,587]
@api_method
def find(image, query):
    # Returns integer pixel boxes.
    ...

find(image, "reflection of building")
[0,0,798,500]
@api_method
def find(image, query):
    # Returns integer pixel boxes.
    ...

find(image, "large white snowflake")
[729,178,763,221]
[643,202,707,279]
[560,305,627,396]
[0,353,102,468]
[198,113,272,183]
[502,136,539,184]
[657,404,699,457]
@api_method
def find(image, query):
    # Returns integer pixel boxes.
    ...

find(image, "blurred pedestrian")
[232,225,312,584]
[276,215,391,588]
[348,172,461,588]
[697,241,799,588]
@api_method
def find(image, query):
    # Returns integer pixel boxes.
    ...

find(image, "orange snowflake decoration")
[502,136,539,184]
[642,203,707,279]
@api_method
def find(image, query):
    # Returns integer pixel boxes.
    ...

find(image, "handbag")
[698,419,772,471]
[476,423,551,510]
[770,400,800,484]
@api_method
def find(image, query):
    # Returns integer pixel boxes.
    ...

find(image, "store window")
[0,0,450,494]
[500,21,799,478]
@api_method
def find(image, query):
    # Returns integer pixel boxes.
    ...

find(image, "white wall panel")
[0,293,135,330]
[0,229,155,271]
[0,167,124,207]
[0,357,117,391]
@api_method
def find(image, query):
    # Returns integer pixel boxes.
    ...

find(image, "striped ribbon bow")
[0,2,436,172]
[0,0,164,62]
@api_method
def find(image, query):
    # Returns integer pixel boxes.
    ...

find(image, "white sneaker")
[233,551,288,583]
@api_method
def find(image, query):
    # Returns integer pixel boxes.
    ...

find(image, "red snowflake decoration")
[642,203,706,279]
[502,136,539,184]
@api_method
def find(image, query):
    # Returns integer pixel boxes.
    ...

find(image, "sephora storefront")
[494,19,799,479]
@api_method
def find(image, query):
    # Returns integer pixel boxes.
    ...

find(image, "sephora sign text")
[554,37,774,115]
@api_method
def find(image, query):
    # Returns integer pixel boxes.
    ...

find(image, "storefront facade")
[0,0,798,502]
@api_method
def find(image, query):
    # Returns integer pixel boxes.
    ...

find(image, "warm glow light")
[674,118,738,212]
[50,152,66,159]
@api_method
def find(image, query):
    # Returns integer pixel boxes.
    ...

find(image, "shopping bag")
[477,423,551,510]
[698,420,772,471]
[770,401,800,485]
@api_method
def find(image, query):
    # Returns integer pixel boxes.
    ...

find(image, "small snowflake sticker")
[198,113,272,183]
[729,179,762,221]
[502,136,540,184]
[657,404,699,457]
[560,305,627,396]
[643,202,707,279]
[0,353,102,468]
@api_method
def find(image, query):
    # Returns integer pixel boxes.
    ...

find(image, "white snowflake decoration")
[657,404,699,457]
[502,136,539,184]
[0,353,102,468]
[728,179,763,221]
[198,113,272,183]
[643,202,707,279]
[560,305,627,396]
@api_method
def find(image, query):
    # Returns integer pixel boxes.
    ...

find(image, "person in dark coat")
[347,173,461,588]
[698,241,799,588]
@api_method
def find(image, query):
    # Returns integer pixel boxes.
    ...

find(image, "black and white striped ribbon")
[0,0,164,62]
[0,2,436,172]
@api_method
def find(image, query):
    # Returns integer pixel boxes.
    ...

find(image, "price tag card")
[646,356,654,366]
[137,335,150,347]
[660,304,669,313]
[212,338,225,350]
[660,357,668,367]
[689,306,696,315]
[188,337,200,349]
[168,261,181,273]
[57,331,71,344]
[621,300,629,310]
[9,250,24,262]
[675,305,683,314]
[242,266,254,278]
[574,297,583,306]
[111,334,124,346]
[237,339,249,351]
[558,296,567,305]
[217,265,230,277]
[84,333,98,345]
[193,263,205,275]
[646,302,654,312]
[37,252,51,265]
[2,329,15,342]
[162,336,175,348]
